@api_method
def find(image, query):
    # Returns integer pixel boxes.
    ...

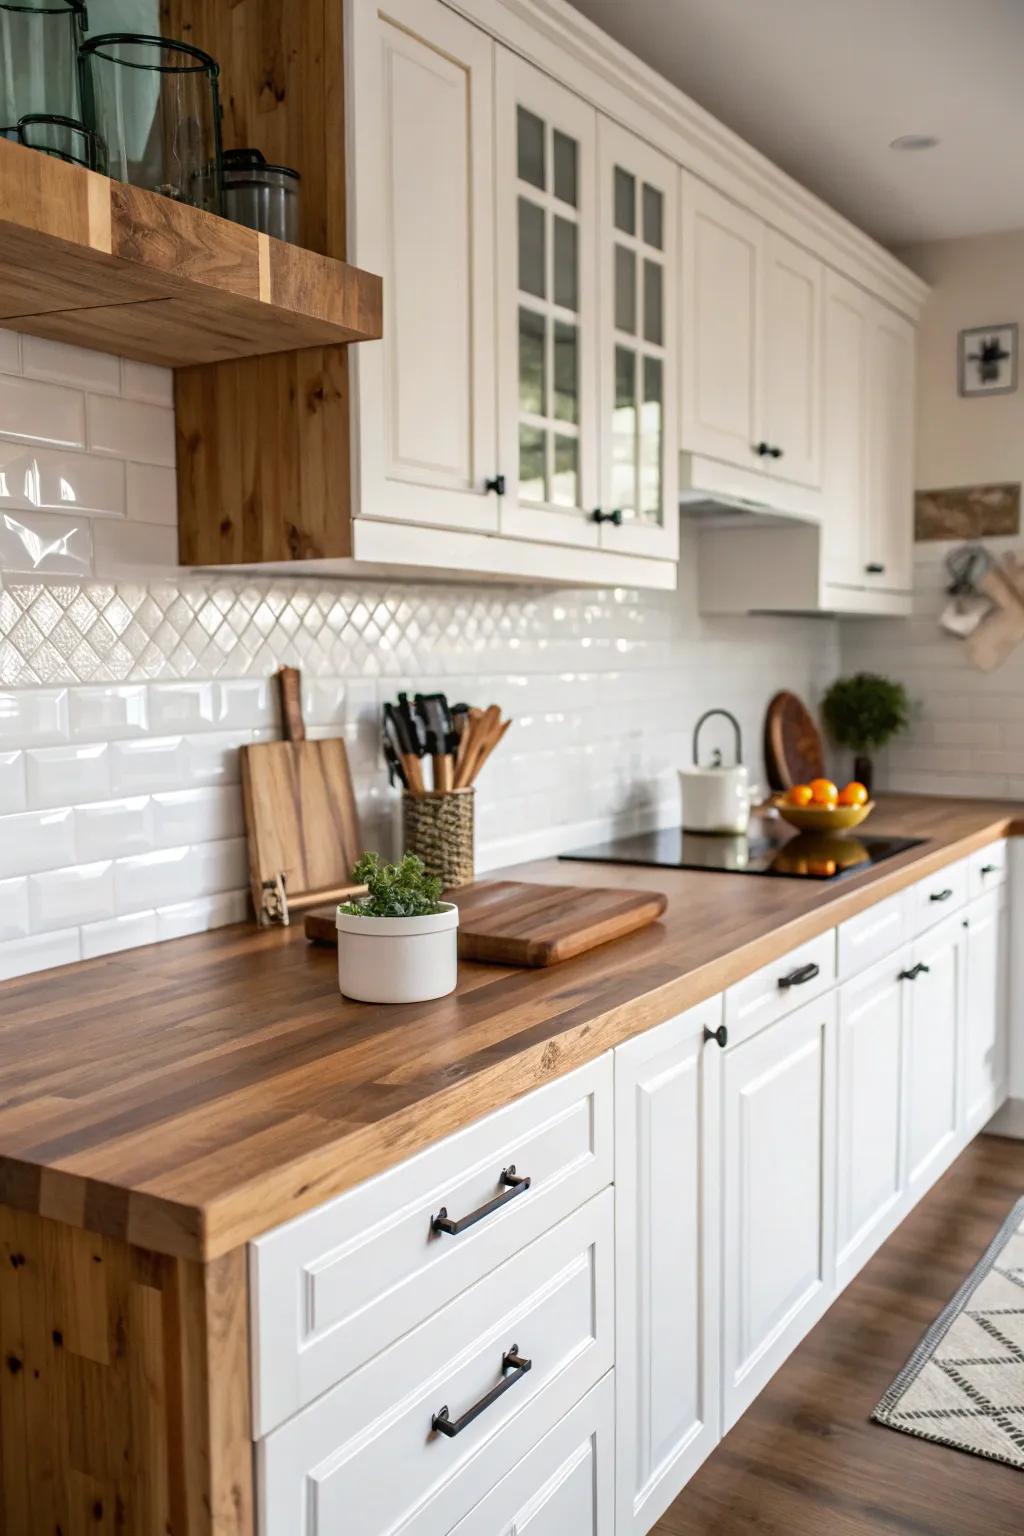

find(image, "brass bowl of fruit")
[772,779,873,834]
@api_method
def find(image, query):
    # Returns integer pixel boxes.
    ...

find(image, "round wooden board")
[764,691,826,791]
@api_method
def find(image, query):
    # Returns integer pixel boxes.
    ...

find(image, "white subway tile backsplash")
[87,394,175,466]
[22,337,121,395]
[115,845,194,913]
[126,462,177,525]
[0,876,29,940]
[0,375,86,447]
[0,807,75,877]
[0,750,25,813]
[215,677,275,729]
[0,509,91,575]
[81,909,159,959]
[0,927,80,981]
[186,730,252,786]
[148,681,216,733]
[26,742,109,809]
[156,889,248,941]
[29,860,115,931]
[151,787,243,849]
[69,684,148,739]
[121,360,174,406]
[111,735,186,794]
[0,441,126,516]
[191,836,248,896]
[0,688,68,745]
[75,796,152,861]
[92,519,178,577]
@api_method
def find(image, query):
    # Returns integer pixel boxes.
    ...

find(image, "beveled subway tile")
[81,909,159,959]
[0,807,76,878]
[111,736,187,794]
[75,795,152,862]
[0,440,126,516]
[68,684,148,740]
[28,859,115,932]
[0,926,80,982]
[0,750,25,813]
[0,509,91,576]
[25,741,109,809]
[0,876,29,940]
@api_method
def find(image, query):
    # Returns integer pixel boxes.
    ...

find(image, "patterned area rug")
[873,1196,1024,1468]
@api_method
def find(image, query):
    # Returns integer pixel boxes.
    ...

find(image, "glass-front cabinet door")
[496,51,600,547]
[597,119,678,559]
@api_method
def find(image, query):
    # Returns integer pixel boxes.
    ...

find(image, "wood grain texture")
[307,880,669,965]
[0,137,379,367]
[0,795,1018,1262]
[653,1133,1024,1536]
[0,1206,253,1535]
[764,690,827,792]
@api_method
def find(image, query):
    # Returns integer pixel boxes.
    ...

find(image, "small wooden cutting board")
[305,879,668,967]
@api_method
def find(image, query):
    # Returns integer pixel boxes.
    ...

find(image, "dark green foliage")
[339,852,445,918]
[822,672,912,753]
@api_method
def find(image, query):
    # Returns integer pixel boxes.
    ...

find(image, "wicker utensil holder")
[403,788,475,887]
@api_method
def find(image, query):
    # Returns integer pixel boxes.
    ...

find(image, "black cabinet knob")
[768,445,783,459]
[485,474,506,496]
[754,441,771,457]
[865,562,885,574]
[703,1024,728,1049]
[591,508,623,526]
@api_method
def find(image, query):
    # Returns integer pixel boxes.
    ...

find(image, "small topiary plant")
[821,672,911,753]
[339,852,445,918]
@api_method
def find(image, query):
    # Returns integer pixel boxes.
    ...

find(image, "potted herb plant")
[336,852,458,1003]
[821,672,911,795]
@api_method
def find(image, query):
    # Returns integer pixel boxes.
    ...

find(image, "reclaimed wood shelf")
[0,138,382,368]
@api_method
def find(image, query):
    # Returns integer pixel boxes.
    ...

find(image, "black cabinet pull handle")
[703,1024,729,1049]
[485,474,506,496]
[431,1166,530,1236]
[432,1346,532,1437]
[754,441,771,457]
[769,445,783,459]
[929,888,954,903]
[981,863,999,875]
[591,507,623,525]
[899,961,932,982]
[865,562,885,574]
[778,961,820,990]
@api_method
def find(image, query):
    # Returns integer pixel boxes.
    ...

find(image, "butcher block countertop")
[0,793,1019,1262]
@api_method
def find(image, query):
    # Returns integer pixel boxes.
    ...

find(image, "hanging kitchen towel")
[940,543,993,638]
[966,554,1024,671]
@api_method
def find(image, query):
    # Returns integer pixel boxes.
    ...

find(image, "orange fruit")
[838,781,868,807]
[787,784,814,807]
[809,778,839,806]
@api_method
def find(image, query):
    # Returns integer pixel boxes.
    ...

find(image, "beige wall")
[897,228,1024,491]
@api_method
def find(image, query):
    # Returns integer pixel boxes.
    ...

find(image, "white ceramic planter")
[335,903,459,1003]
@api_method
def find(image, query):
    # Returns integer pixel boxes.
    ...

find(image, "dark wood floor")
[654,1133,1024,1536]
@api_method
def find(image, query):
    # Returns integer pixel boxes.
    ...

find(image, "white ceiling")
[565,0,1024,248]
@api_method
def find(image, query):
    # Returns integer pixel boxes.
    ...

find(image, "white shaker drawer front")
[908,858,968,937]
[723,929,835,1047]
[258,1190,615,1536]
[837,889,908,979]
[444,1373,614,1536]
[250,1054,612,1437]
[968,839,1008,900]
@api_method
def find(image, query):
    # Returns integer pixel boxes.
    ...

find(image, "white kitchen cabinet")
[866,305,916,595]
[721,991,837,1430]
[904,915,964,1199]
[820,269,872,593]
[496,49,600,549]
[446,1374,614,1536]
[596,117,679,560]
[614,998,722,1536]
[348,0,498,535]
[835,952,906,1289]
[761,229,824,490]
[963,889,1009,1136]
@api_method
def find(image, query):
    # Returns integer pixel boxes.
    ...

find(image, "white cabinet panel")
[614,998,721,1535]
[680,175,762,471]
[835,952,906,1288]
[837,889,908,981]
[496,50,600,548]
[866,306,915,593]
[968,840,1009,901]
[446,1375,614,1536]
[964,889,1009,1135]
[349,0,498,532]
[907,857,968,938]
[762,230,823,489]
[905,916,963,1197]
[821,269,871,589]
[723,928,835,1047]
[721,993,837,1429]
[259,1192,613,1536]
[596,117,679,560]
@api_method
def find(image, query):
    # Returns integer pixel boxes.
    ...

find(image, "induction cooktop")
[560,817,927,881]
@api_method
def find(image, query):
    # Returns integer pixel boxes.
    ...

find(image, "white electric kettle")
[679,709,760,835]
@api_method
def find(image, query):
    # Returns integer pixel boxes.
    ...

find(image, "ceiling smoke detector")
[889,133,940,152]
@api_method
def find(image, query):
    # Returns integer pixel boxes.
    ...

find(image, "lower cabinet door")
[614,998,722,1535]
[835,951,907,1289]
[963,889,1009,1134]
[905,915,963,1197]
[445,1373,614,1536]
[721,992,837,1430]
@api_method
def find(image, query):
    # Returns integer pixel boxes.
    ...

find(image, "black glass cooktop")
[560,818,927,881]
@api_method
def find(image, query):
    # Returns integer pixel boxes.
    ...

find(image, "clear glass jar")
[18,111,104,169]
[79,33,223,213]
[0,0,86,125]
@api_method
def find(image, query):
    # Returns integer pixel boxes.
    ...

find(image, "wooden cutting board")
[241,668,362,924]
[305,879,668,966]
[764,691,826,791]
